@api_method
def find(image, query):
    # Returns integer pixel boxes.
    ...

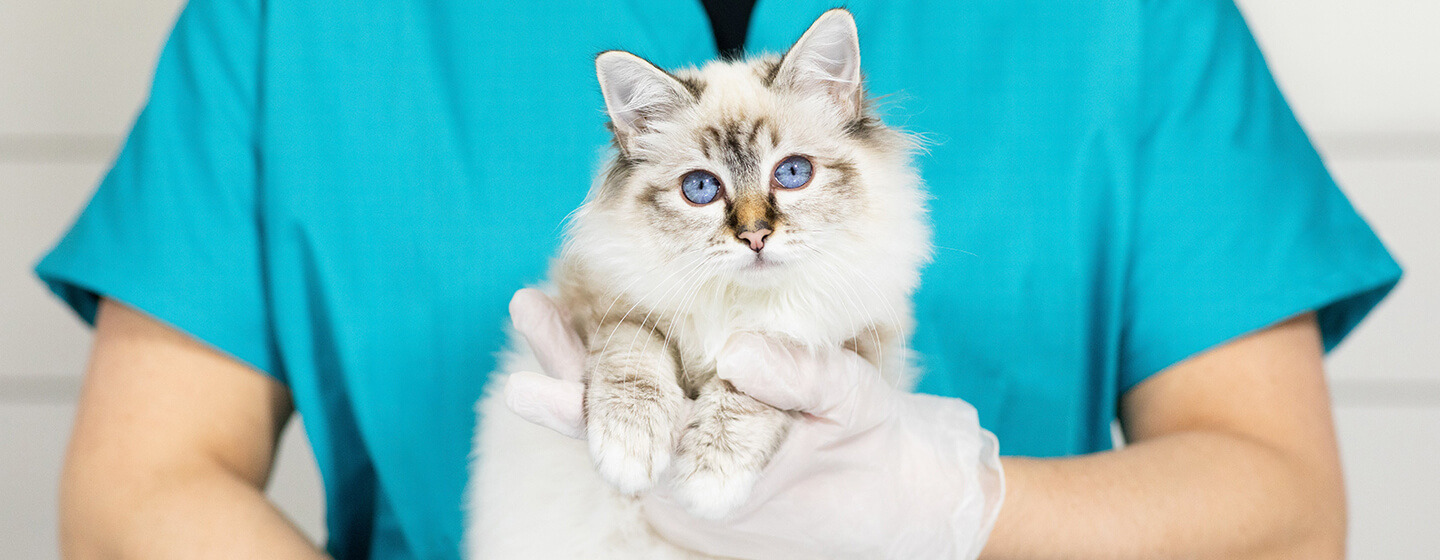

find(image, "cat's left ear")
[774,9,863,118]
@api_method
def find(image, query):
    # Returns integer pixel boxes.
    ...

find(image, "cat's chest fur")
[572,281,906,394]
[664,301,853,392]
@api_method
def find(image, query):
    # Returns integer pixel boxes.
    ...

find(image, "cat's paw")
[668,398,790,519]
[668,459,761,520]
[585,377,684,495]
[588,425,671,495]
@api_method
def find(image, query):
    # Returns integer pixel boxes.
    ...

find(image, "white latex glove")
[503,289,1006,559]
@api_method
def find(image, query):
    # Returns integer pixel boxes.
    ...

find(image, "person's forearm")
[61,463,326,559]
[979,430,1345,560]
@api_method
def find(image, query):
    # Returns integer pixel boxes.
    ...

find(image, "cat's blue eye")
[773,156,813,189]
[681,170,722,205]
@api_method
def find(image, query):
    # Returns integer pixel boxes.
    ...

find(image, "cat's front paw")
[668,459,762,520]
[668,393,792,519]
[585,376,684,495]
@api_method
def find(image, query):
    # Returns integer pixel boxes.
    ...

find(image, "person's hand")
[501,289,589,439]
[503,289,1005,559]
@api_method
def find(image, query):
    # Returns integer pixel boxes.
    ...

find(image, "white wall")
[1,1,1436,558]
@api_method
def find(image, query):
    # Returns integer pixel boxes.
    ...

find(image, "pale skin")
[61,298,1342,558]
[61,299,326,559]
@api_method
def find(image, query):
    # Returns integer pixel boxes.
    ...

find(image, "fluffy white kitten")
[467,9,931,558]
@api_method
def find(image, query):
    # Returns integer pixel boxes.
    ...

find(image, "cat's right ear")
[596,51,692,141]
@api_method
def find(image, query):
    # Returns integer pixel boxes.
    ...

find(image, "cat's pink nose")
[737,228,771,252]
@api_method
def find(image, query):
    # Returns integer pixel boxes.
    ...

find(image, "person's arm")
[982,312,1345,559]
[60,299,326,559]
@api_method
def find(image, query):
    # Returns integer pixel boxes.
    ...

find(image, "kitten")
[467,9,931,557]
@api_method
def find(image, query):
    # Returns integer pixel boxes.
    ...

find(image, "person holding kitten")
[39,0,1400,559]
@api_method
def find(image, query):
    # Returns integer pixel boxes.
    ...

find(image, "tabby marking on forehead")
[714,120,760,190]
[696,119,771,168]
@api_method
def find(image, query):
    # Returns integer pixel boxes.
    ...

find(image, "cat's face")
[567,10,929,331]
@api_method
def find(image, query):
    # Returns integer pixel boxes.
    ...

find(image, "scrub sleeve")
[35,0,281,380]
[1121,0,1400,391]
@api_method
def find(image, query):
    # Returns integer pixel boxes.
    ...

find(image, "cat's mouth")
[742,252,782,272]
[723,243,794,277]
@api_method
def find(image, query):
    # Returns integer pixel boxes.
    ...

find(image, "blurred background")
[1,0,1436,557]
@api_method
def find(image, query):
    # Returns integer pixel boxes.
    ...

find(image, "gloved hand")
[503,289,1006,559]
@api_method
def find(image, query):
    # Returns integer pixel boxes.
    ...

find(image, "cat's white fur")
[467,10,931,557]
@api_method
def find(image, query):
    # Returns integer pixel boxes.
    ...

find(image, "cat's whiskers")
[590,256,688,343]
[661,258,724,387]
[595,252,709,369]
[806,244,912,384]
[799,245,885,380]
[811,244,909,348]
[621,252,719,382]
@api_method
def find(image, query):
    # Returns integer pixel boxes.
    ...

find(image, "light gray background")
[2,0,1436,557]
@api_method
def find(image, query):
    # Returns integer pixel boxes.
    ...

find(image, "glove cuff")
[957,426,1004,560]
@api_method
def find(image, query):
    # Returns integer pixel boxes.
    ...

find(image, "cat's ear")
[596,51,693,140]
[774,9,863,117]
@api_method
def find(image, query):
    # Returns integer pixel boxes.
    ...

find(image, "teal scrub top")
[37,0,1401,557]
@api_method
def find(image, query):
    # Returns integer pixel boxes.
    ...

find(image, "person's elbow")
[59,299,295,559]
[59,429,221,557]
[1261,435,1347,559]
